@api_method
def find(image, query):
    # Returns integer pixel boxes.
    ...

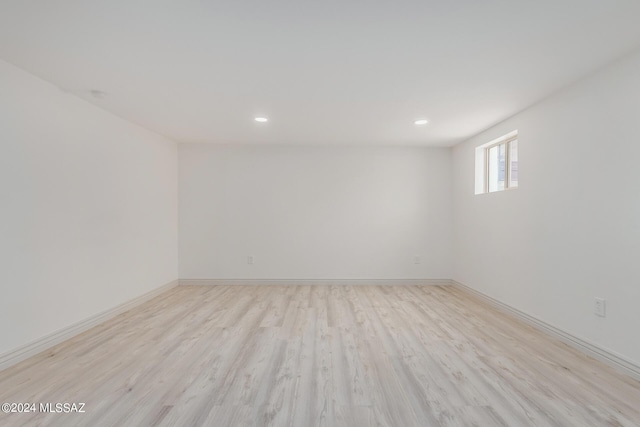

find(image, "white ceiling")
[1,1,640,146]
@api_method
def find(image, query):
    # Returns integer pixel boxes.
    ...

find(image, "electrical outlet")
[414,256,421,264]
[247,256,254,265]
[594,298,606,317]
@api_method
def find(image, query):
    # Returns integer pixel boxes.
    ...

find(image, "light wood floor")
[1,285,640,426]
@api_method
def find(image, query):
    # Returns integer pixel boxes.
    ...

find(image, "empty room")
[2,1,640,426]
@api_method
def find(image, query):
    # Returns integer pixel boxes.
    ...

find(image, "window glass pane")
[487,143,505,192]
[499,143,505,186]
[509,139,518,188]
[487,145,498,192]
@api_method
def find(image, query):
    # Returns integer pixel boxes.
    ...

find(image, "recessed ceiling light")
[254,117,268,122]
[414,119,429,125]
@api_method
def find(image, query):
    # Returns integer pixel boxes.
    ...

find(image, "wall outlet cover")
[594,298,606,317]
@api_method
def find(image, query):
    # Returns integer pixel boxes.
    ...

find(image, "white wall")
[179,145,452,280]
[452,48,640,366]
[0,60,178,356]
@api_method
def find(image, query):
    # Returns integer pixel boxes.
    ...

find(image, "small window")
[475,131,518,194]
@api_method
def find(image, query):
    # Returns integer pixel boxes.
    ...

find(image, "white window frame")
[475,130,518,195]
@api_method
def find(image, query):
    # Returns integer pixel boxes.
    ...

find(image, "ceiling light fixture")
[254,117,268,122]
[414,119,429,125]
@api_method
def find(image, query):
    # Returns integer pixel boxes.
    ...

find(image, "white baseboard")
[0,279,179,373]
[451,280,640,381]
[179,278,452,286]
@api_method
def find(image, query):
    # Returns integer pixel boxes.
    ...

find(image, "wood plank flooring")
[1,285,639,426]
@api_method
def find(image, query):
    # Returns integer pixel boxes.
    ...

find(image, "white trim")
[179,278,452,286]
[0,280,179,373]
[478,129,519,149]
[451,280,640,381]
